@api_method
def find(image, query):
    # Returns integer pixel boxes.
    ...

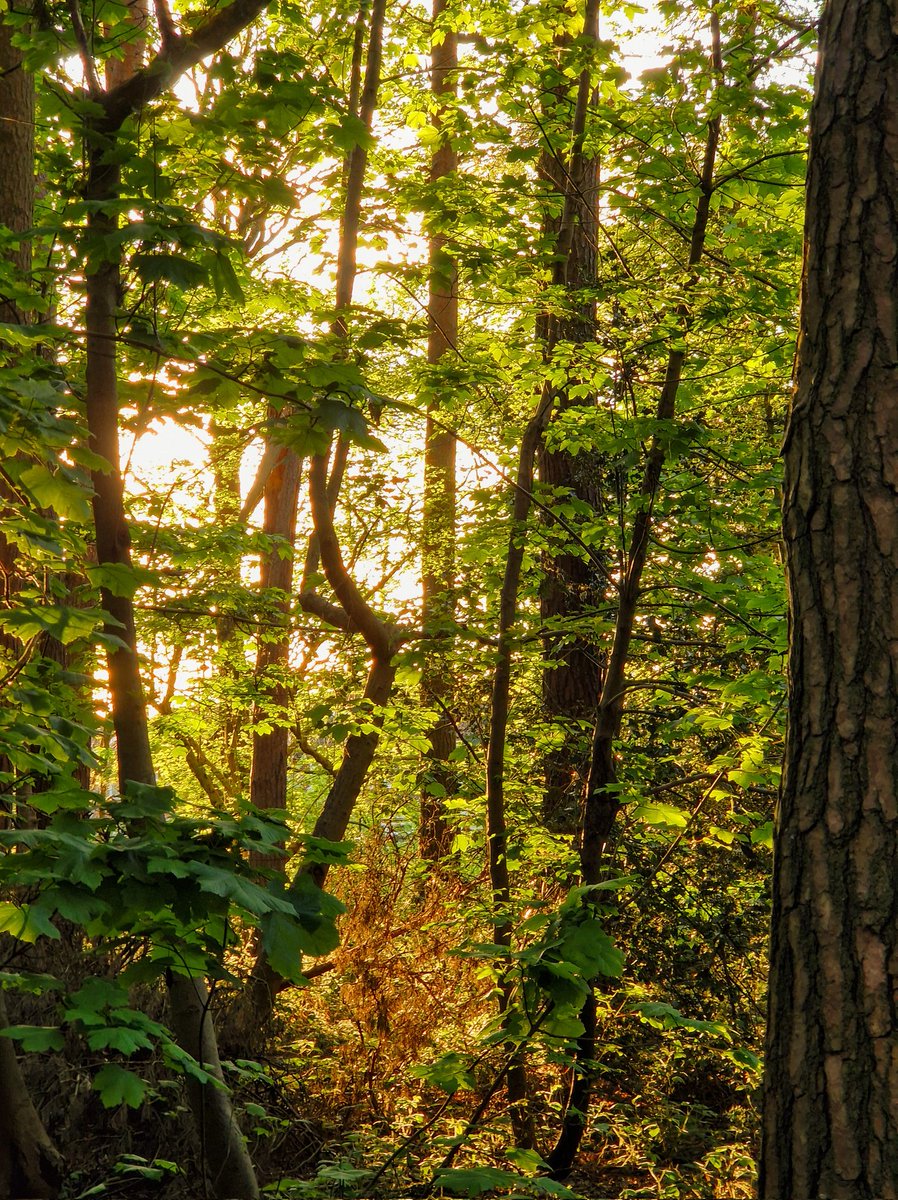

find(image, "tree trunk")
[419,0,458,863]
[536,27,604,835]
[0,995,62,1200]
[760,4,898,1197]
[483,0,601,1149]
[0,17,63,1194]
[249,442,301,874]
[547,12,722,1177]
[84,130,259,1200]
[0,11,34,327]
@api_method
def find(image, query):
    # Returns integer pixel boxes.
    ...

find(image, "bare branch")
[67,0,103,96]
[293,725,337,776]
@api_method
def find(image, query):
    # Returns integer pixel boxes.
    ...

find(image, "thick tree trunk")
[420,0,458,863]
[760,5,898,1198]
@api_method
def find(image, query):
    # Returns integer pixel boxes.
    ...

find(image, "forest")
[1,0,895,1195]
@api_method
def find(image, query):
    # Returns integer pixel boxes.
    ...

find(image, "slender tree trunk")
[419,0,458,862]
[0,21,63,1191]
[0,995,62,1199]
[761,5,898,1197]
[0,2,34,730]
[249,441,301,874]
[0,12,34,327]
[249,451,400,1017]
[247,0,394,1023]
[84,130,259,1200]
[483,0,601,1149]
[0,1,35,649]
[547,12,722,1178]
[536,20,604,835]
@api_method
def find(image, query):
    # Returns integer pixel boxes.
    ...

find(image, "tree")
[0,11,65,1194]
[535,10,604,836]
[0,0,815,1191]
[761,3,898,1196]
[419,0,458,864]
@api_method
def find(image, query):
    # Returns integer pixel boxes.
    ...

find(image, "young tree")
[0,14,64,1194]
[536,15,604,835]
[419,0,458,864]
[761,2,898,1196]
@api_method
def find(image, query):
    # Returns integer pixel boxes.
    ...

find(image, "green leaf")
[0,1024,65,1051]
[433,1168,576,1198]
[0,603,99,646]
[751,821,774,849]
[631,1001,731,1039]
[0,971,61,995]
[630,800,689,829]
[86,1025,154,1054]
[0,901,60,943]
[260,910,309,984]
[131,252,208,290]
[93,1064,147,1109]
[209,251,245,303]
[87,562,161,598]
[17,462,91,521]
[559,920,624,979]
[409,1051,475,1093]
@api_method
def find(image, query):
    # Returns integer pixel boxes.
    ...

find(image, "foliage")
[0,0,816,1194]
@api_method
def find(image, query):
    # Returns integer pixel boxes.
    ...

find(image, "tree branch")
[307,452,397,659]
[67,0,103,96]
[152,0,178,51]
[102,0,275,128]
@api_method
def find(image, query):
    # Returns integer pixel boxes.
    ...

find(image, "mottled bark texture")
[761,5,898,1198]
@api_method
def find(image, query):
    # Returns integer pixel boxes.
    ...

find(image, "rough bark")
[760,5,898,1197]
[419,0,458,862]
